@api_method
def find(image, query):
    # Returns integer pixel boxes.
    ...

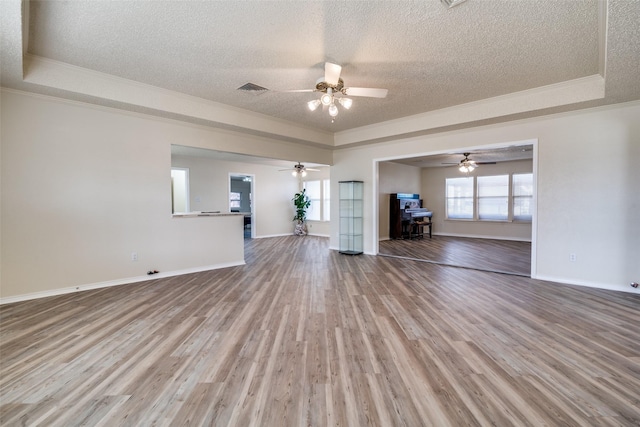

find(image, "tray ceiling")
[1,0,639,147]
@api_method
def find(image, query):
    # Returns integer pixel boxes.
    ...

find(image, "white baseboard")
[533,274,640,294]
[433,232,531,242]
[253,233,292,239]
[0,261,246,305]
[255,233,329,239]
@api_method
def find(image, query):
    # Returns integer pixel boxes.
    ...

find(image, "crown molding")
[22,54,334,147]
[334,74,605,147]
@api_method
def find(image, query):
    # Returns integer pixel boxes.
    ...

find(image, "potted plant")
[292,189,311,236]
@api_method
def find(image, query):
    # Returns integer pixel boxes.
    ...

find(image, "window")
[230,191,241,209]
[446,173,533,222]
[304,181,321,221]
[304,179,330,221]
[477,175,508,220]
[323,179,331,221]
[512,173,533,221]
[446,177,474,219]
[171,168,189,213]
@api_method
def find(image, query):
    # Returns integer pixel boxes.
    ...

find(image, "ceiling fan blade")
[305,168,321,171]
[343,87,388,98]
[325,62,342,86]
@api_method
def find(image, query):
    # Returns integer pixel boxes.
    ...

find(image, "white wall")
[378,161,422,240]
[0,90,331,301]
[2,89,638,298]
[331,101,640,293]
[421,159,533,241]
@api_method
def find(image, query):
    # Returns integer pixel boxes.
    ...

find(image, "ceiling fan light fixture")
[458,160,476,173]
[338,97,353,109]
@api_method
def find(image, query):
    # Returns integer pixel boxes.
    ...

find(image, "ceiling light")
[307,99,321,111]
[301,170,307,177]
[459,164,475,173]
[441,0,469,8]
[338,97,352,109]
[328,103,339,117]
[309,87,354,121]
[320,88,333,106]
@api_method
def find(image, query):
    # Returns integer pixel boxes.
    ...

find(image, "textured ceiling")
[1,0,639,145]
[25,0,598,131]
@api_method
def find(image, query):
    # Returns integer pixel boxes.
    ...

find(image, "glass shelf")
[339,181,363,255]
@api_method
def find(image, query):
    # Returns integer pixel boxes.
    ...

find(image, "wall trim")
[307,232,330,238]
[21,55,334,147]
[432,232,532,242]
[0,261,246,305]
[533,274,640,295]
[254,233,293,239]
[255,233,330,239]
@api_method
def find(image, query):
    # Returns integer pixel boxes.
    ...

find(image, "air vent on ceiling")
[237,82,269,93]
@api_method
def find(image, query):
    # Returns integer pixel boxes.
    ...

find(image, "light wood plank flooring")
[379,235,532,276]
[1,236,639,426]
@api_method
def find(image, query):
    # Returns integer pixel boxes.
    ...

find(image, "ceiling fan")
[282,62,388,120]
[443,153,496,173]
[279,162,319,177]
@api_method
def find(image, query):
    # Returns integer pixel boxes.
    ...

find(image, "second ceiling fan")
[443,153,496,173]
[279,162,319,177]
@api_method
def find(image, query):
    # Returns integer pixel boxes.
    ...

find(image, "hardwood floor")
[1,236,639,426]
[379,235,532,276]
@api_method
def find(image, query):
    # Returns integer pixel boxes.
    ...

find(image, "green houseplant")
[292,189,311,235]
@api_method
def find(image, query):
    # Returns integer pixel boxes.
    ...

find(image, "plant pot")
[294,220,308,236]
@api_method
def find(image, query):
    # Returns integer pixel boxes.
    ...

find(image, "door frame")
[229,173,255,239]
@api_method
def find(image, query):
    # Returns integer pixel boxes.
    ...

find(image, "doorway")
[230,174,254,239]
[375,142,537,277]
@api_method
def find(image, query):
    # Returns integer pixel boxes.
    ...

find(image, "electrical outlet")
[569,253,577,262]
[131,252,138,262]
